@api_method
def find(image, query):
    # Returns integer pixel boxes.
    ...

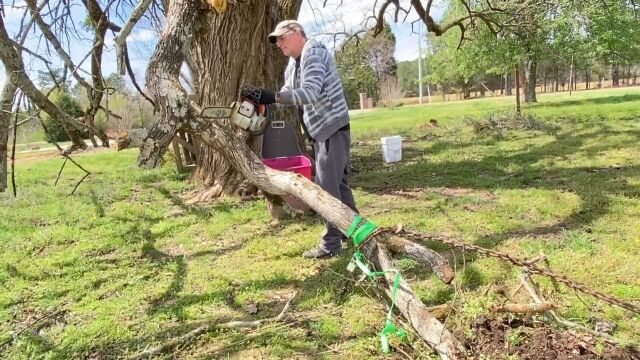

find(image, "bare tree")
[379,75,405,109]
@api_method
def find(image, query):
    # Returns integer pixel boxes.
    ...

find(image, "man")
[255,20,357,259]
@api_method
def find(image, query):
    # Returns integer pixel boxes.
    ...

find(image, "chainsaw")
[199,84,271,135]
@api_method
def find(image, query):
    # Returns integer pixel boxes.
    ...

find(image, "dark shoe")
[302,247,339,259]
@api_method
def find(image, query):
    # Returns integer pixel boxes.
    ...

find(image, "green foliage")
[586,0,640,65]
[425,0,640,103]
[103,73,128,94]
[42,89,85,143]
[397,58,435,97]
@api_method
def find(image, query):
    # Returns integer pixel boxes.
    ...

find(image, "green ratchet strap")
[346,215,363,239]
[346,215,377,247]
[345,215,406,353]
[380,271,407,353]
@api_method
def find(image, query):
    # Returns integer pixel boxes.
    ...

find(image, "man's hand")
[241,84,276,105]
[258,89,276,105]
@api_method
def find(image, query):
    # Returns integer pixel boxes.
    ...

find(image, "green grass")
[1,87,640,359]
[351,86,640,139]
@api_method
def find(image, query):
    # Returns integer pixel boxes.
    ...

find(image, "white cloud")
[128,29,157,43]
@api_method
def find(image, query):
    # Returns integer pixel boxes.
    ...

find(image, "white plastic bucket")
[381,136,402,163]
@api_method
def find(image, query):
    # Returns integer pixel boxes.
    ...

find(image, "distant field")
[351,86,640,139]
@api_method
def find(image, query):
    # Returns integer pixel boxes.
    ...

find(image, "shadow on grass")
[154,185,243,218]
[528,93,640,108]
[352,120,640,241]
[83,247,371,359]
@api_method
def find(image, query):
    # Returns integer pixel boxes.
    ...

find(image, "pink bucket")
[263,155,312,211]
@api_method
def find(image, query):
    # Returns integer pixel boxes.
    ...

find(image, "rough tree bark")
[186,0,302,202]
[523,55,537,103]
[82,0,114,147]
[0,75,17,192]
[0,16,90,151]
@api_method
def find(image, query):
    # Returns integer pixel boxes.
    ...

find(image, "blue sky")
[0,0,443,89]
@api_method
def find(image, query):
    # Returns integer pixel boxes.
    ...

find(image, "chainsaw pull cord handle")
[248,103,271,136]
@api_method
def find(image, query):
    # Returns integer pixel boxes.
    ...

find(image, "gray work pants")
[313,129,357,253]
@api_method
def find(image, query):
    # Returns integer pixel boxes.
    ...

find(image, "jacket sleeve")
[277,49,325,105]
[279,65,293,93]
[274,65,294,109]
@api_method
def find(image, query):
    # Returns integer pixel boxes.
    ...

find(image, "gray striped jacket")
[277,39,350,142]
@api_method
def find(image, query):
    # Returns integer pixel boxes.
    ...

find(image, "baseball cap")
[269,20,303,43]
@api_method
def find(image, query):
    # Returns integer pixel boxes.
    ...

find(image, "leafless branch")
[129,291,298,360]
[9,40,52,64]
[113,0,154,75]
[124,43,156,107]
[25,0,95,91]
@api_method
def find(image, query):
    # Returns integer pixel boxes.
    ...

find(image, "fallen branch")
[139,2,462,356]
[129,291,297,360]
[367,242,466,359]
[378,233,454,284]
[490,302,557,314]
[400,230,640,314]
[0,307,67,349]
[519,273,631,347]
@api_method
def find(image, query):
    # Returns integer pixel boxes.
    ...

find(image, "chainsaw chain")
[378,228,640,314]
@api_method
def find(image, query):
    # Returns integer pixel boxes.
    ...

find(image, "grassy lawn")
[1,87,639,359]
[351,86,640,139]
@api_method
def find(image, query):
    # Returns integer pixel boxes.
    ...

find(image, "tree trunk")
[183,0,302,202]
[0,16,90,151]
[0,75,17,192]
[569,57,573,96]
[515,66,521,116]
[555,66,559,92]
[633,70,637,85]
[542,66,546,93]
[83,0,112,148]
[504,73,512,96]
[612,65,620,86]
[586,70,590,90]
[523,56,537,103]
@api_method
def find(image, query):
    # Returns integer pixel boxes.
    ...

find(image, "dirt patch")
[468,317,640,360]
[15,146,112,163]
[440,187,495,201]
[378,187,425,199]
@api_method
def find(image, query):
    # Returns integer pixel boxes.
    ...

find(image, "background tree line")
[336,0,639,109]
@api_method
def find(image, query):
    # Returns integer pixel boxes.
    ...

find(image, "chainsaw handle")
[248,104,271,136]
[240,84,263,105]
